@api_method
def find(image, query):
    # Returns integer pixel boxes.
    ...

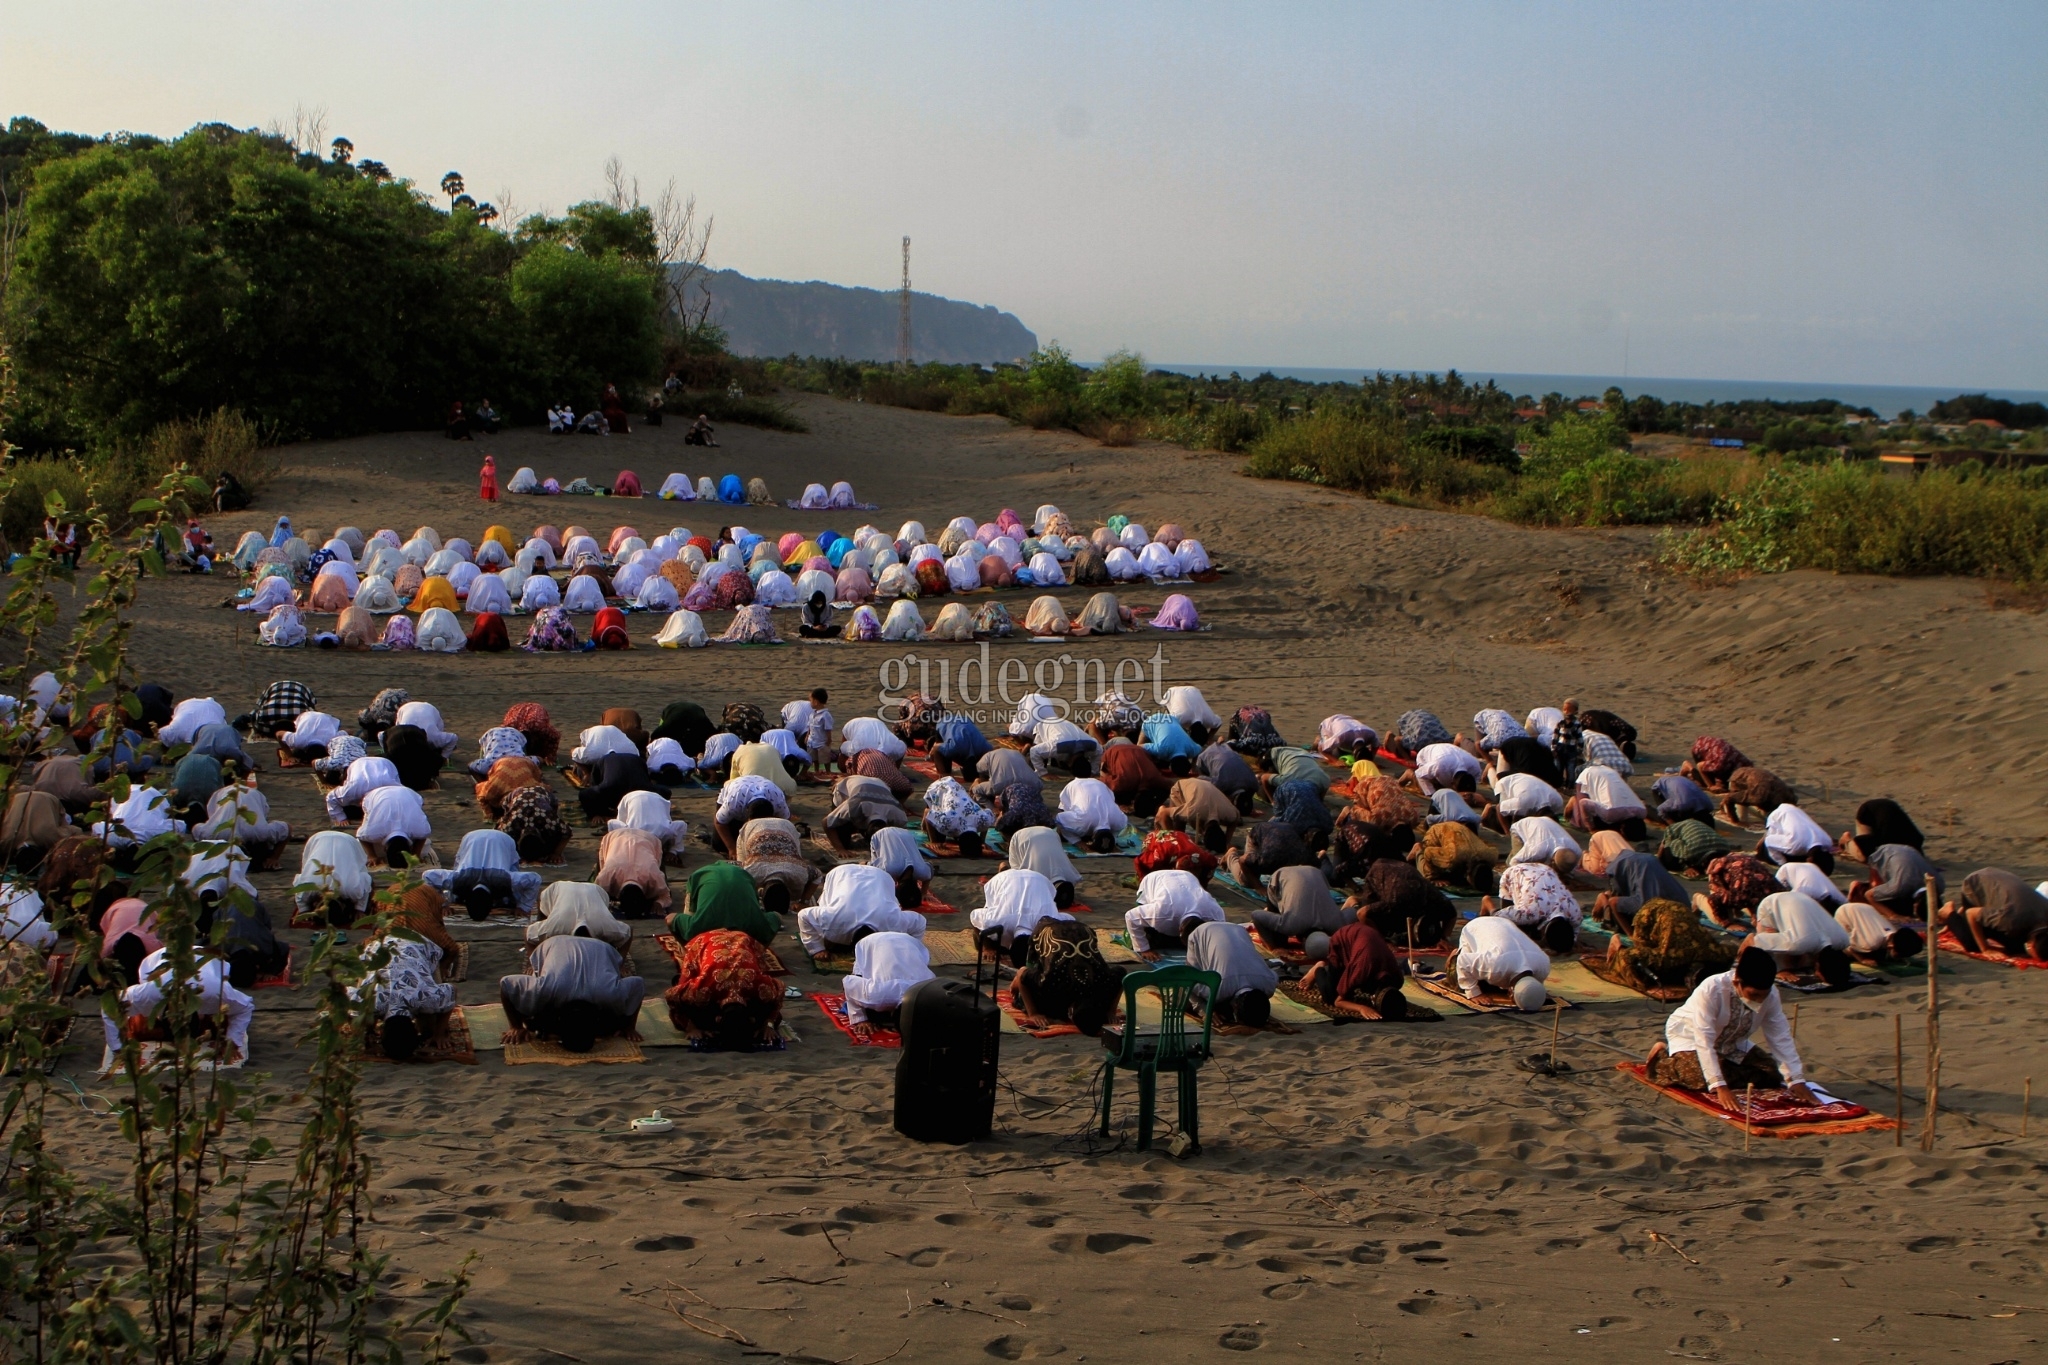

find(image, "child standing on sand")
[479,455,498,503]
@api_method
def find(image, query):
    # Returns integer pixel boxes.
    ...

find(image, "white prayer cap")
[1512,976,1549,1012]
[1302,931,1331,962]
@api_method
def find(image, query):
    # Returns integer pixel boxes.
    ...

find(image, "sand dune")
[42,393,2048,1361]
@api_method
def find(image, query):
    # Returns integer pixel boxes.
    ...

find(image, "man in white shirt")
[1749,890,1853,986]
[711,775,790,855]
[1566,764,1647,837]
[1029,717,1099,777]
[1161,686,1221,740]
[968,867,1073,963]
[355,784,432,866]
[1054,777,1127,851]
[158,697,226,747]
[1524,706,1564,748]
[0,885,57,952]
[423,828,542,919]
[839,715,906,762]
[609,789,690,863]
[1183,920,1278,1027]
[1506,815,1581,874]
[324,754,401,825]
[841,930,934,1031]
[526,882,633,950]
[1412,742,1484,798]
[1448,915,1551,1006]
[1647,947,1818,1110]
[281,710,342,763]
[1761,804,1835,871]
[104,950,255,1066]
[293,830,374,928]
[393,701,460,759]
[1007,692,1060,739]
[94,786,187,847]
[570,724,639,771]
[1483,772,1564,835]
[1124,868,1224,956]
[797,864,928,958]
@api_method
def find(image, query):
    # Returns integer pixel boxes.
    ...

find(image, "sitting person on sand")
[1010,919,1124,1034]
[798,864,928,959]
[421,828,541,919]
[1183,919,1278,1027]
[103,948,256,1066]
[501,933,645,1053]
[1248,864,1351,948]
[1446,914,1550,1011]
[1645,947,1817,1111]
[1124,867,1225,958]
[666,929,783,1048]
[1938,868,2048,960]
[841,930,934,1034]
[1300,920,1408,1018]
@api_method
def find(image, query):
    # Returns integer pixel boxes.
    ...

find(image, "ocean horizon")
[1148,364,2048,419]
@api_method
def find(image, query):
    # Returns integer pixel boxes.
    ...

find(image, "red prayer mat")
[249,946,295,990]
[1618,1062,1897,1138]
[916,890,960,915]
[810,992,902,1048]
[1937,928,2048,970]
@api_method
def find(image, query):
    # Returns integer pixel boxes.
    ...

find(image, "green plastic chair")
[1097,966,1220,1153]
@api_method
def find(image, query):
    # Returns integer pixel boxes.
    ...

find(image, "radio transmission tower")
[897,236,912,368]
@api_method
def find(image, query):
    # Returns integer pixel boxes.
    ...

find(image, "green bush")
[1243,409,1507,502]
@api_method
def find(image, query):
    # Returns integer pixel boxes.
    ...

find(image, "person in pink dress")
[479,455,499,503]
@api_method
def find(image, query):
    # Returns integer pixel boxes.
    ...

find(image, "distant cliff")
[688,268,1037,365]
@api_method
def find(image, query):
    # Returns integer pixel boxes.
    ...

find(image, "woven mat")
[503,1034,644,1066]
[1096,928,1141,964]
[996,986,1079,1038]
[438,941,470,984]
[366,1006,478,1065]
[902,757,942,783]
[1412,971,1577,1014]
[810,992,902,1047]
[1618,1063,1896,1138]
[1276,980,1440,1024]
[1575,951,1688,1002]
[275,746,310,768]
[920,928,990,968]
[1937,927,2048,970]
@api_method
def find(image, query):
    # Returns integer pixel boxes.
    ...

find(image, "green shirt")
[668,861,779,945]
[1657,818,1727,870]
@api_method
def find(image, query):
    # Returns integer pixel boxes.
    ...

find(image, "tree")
[440,169,465,200]
[509,240,660,404]
[328,136,352,165]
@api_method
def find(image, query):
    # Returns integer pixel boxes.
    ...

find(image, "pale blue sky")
[7,1,2044,387]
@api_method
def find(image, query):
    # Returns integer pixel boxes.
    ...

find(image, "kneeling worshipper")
[1183,920,1278,1027]
[1940,868,2048,961]
[1412,741,1485,799]
[1650,771,1717,825]
[1646,947,1818,1110]
[183,846,288,987]
[3,789,75,872]
[1483,771,1565,834]
[1832,899,1924,965]
[195,780,291,868]
[1565,763,1648,838]
[423,828,542,919]
[1447,915,1551,1010]
[1848,839,1942,918]
[293,830,374,928]
[1156,776,1242,852]
[1409,819,1497,891]
[1249,864,1351,948]
[1,884,57,954]
[1507,814,1582,876]
[664,928,784,1050]
[1300,920,1409,1019]
[609,789,690,864]
[233,679,317,741]
[1098,731,1173,816]
[1028,715,1100,778]
[1317,714,1379,763]
[280,708,342,764]
[921,776,993,855]
[1011,919,1125,1034]
[356,783,433,867]
[98,897,160,986]
[841,930,934,1032]
[467,726,530,781]
[1481,860,1582,954]
[325,750,401,824]
[353,914,457,1061]
[1225,818,1315,886]
[158,695,228,747]
[969,867,1074,964]
[527,881,633,949]
[1838,797,1924,862]
[798,864,929,959]
[500,932,644,1054]
[577,746,667,821]
[498,784,573,865]
[735,817,819,913]
[868,825,932,904]
[1760,802,1836,874]
[1657,817,1730,877]
[1585,832,1692,931]
[1001,826,1081,909]
[103,948,255,1066]
[1749,890,1854,985]
[1598,898,1735,994]
[669,861,781,946]
[595,827,672,918]
[971,745,1039,803]
[94,784,187,851]
[1124,867,1225,956]
[1347,859,1457,949]
[712,774,790,855]
[1055,777,1128,852]
[823,775,907,854]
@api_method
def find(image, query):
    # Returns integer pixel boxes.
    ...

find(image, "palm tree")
[475,202,499,226]
[440,171,465,200]
[329,136,353,165]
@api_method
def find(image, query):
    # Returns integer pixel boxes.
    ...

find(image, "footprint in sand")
[1348,1243,1387,1265]
[1218,1326,1263,1351]
[983,1335,1064,1359]
[631,1235,696,1252]
[531,1200,613,1223]
[1633,1286,1671,1308]
[903,1247,951,1267]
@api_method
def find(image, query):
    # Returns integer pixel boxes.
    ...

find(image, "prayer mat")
[1617,1063,1897,1138]
[101,1042,245,1075]
[811,992,902,1047]
[437,941,470,984]
[503,1034,644,1066]
[1276,980,1440,1024]
[655,932,789,978]
[993,735,1030,751]
[366,1006,478,1065]
[1936,928,2048,970]
[275,745,310,768]
[1545,959,1652,1005]
[910,829,997,862]
[1329,779,1358,802]
[250,946,295,990]
[1209,870,1264,902]
[1126,987,1305,1037]
[687,1032,789,1052]
[1096,928,1142,964]
[986,826,1143,858]
[1576,952,1689,1002]
[916,889,961,915]
[996,987,1079,1038]
[1775,967,1883,993]
[1411,969,1576,1014]
[901,757,942,783]
[920,928,990,968]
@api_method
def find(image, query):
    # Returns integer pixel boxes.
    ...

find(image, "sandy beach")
[38,393,2048,1363]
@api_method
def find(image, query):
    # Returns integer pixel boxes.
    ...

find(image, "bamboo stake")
[1744,1083,1755,1155]
[1922,873,1940,1153]
[1893,1014,1903,1148]
[1549,1001,1562,1069]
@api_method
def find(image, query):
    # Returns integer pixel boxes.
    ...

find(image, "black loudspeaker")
[893,943,1001,1144]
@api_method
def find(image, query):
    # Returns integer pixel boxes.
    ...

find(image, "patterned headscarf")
[521,607,577,652]
[502,703,560,761]
[1581,830,1632,877]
